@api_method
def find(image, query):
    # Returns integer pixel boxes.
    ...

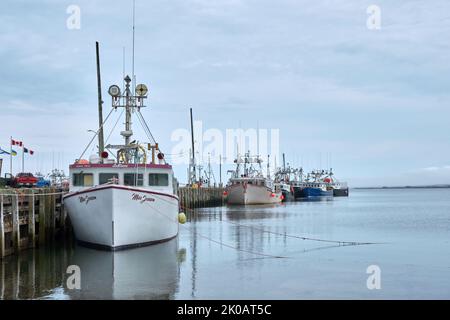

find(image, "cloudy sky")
[0,0,449,187]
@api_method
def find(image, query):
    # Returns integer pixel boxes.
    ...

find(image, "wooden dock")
[0,186,224,259]
[178,187,225,210]
[0,188,69,259]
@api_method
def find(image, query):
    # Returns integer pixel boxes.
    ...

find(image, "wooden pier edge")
[0,188,68,259]
[0,186,224,258]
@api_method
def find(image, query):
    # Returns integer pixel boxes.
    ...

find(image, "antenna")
[122,46,126,92]
[256,120,259,156]
[132,0,136,92]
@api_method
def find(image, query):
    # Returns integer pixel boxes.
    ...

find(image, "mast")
[124,75,132,147]
[107,76,148,164]
[96,41,105,157]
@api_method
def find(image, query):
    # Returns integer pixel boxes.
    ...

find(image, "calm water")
[1,189,449,299]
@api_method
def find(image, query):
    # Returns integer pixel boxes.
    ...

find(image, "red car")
[13,172,38,188]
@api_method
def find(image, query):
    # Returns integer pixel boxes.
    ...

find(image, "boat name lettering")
[79,195,97,204]
[131,193,155,203]
[112,164,129,168]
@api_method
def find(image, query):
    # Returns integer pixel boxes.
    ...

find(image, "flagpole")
[10,136,12,175]
[22,143,24,173]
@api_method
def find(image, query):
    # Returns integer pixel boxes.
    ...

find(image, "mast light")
[108,85,121,97]
[136,84,148,96]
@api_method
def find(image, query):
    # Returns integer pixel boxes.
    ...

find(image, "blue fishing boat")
[302,182,333,197]
[295,170,333,198]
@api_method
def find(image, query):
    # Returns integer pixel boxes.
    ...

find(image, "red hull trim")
[63,184,179,201]
[69,163,172,169]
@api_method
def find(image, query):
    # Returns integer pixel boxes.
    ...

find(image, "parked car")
[13,172,38,188]
[36,176,51,188]
[1,173,15,187]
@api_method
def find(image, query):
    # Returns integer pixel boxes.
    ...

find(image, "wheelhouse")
[69,163,176,193]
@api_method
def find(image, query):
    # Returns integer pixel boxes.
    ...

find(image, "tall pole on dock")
[21,145,24,173]
[190,108,196,184]
[219,154,222,186]
[9,136,12,175]
[96,41,105,157]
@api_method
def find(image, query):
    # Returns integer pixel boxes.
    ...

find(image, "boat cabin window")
[124,173,144,186]
[73,173,94,187]
[99,173,119,185]
[149,173,169,186]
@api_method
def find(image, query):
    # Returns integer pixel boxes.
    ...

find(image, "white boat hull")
[226,184,282,205]
[63,185,179,249]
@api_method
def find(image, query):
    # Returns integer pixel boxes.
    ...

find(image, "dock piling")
[0,194,4,258]
[0,188,68,259]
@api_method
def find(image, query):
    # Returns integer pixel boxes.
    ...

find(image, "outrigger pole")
[96,41,105,157]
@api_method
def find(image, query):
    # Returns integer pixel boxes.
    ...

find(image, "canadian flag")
[11,139,23,146]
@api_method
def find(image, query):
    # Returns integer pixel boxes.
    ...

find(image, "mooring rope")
[146,192,379,246]
[137,192,379,247]
[223,219,379,246]
[144,200,287,259]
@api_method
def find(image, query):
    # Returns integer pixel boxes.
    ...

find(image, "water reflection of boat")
[65,239,181,299]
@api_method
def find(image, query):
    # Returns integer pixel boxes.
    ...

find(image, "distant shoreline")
[354,185,450,190]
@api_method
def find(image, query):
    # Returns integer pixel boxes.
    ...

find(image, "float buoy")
[178,212,186,224]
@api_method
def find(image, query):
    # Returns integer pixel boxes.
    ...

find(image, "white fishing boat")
[64,74,179,250]
[225,152,283,205]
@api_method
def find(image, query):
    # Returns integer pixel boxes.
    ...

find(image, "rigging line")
[142,199,286,259]
[137,110,156,144]
[136,110,168,161]
[77,107,115,161]
[135,110,151,142]
[134,110,151,142]
[105,108,125,144]
[137,111,156,145]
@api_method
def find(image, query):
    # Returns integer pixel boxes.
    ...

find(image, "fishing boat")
[277,182,294,202]
[326,168,349,197]
[63,74,179,250]
[290,167,307,199]
[225,152,283,205]
[296,170,333,198]
[273,159,299,202]
[302,182,333,197]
